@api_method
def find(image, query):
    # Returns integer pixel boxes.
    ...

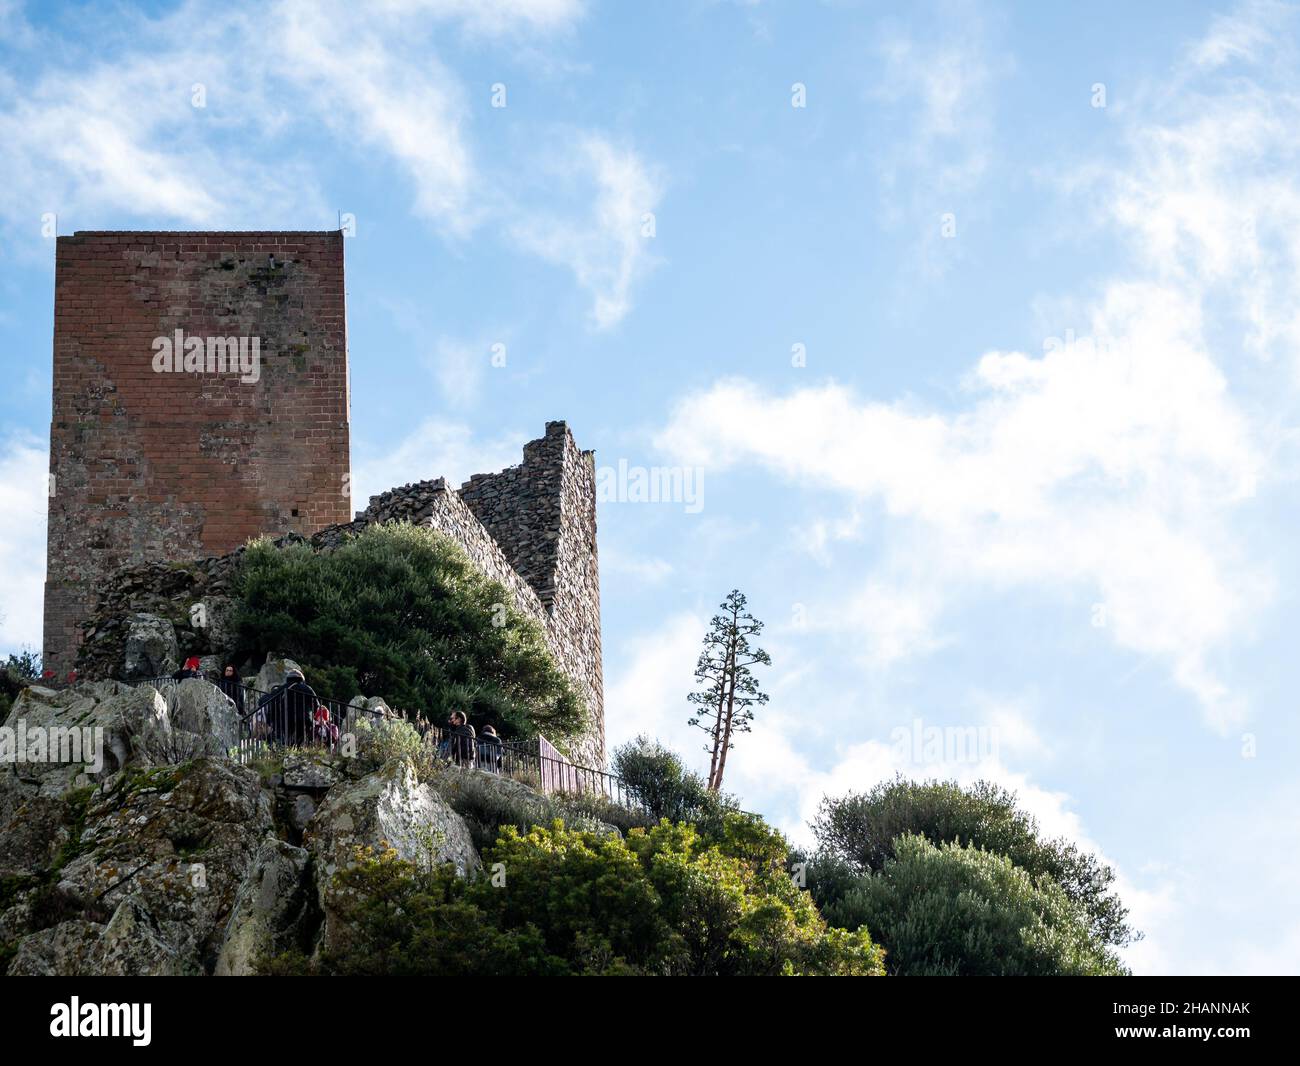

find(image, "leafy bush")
[352,715,434,777]
[275,821,884,976]
[822,834,1128,976]
[612,735,732,837]
[273,845,563,977]
[233,523,586,748]
[813,776,1137,948]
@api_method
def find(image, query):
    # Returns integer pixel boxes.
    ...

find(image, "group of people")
[168,656,508,768]
[171,658,324,746]
[171,657,247,714]
[437,710,504,771]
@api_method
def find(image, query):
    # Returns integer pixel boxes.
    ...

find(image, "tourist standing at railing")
[444,710,476,766]
[255,668,320,747]
[478,724,503,772]
[217,663,245,714]
[172,656,202,681]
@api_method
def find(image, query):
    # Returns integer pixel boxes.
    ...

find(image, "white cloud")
[1100,95,1300,377]
[869,12,1005,268]
[510,133,664,328]
[876,29,992,150]
[801,578,945,671]
[654,289,1266,728]
[424,337,487,406]
[389,0,585,38]
[1120,781,1300,976]
[0,0,663,326]
[0,432,48,654]
[1186,0,1291,70]
[605,611,704,751]
[654,18,1300,728]
[0,28,322,234]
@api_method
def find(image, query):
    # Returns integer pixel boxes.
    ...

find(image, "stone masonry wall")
[44,231,350,675]
[458,422,604,762]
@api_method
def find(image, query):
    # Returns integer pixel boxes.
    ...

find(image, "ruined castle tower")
[43,231,351,673]
[460,422,604,760]
[45,230,604,762]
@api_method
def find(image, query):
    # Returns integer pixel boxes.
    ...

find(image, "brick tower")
[42,231,350,673]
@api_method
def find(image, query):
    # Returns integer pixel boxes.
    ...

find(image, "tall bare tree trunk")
[707,675,725,789]
[713,651,739,790]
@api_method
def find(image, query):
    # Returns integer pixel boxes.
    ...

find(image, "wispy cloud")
[655,288,1266,730]
[653,6,1300,729]
[510,133,664,328]
[0,0,660,325]
[599,544,674,584]
[869,7,1007,268]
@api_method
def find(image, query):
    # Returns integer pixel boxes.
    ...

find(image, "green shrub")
[612,735,732,834]
[550,790,657,839]
[233,523,586,749]
[266,844,564,977]
[352,715,433,776]
[823,834,1128,976]
[272,821,884,976]
[813,776,1137,948]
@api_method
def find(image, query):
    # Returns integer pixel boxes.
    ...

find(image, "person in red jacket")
[172,656,202,680]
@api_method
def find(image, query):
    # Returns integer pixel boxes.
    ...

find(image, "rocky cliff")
[0,679,485,976]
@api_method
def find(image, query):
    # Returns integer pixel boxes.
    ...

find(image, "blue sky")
[2,0,1299,975]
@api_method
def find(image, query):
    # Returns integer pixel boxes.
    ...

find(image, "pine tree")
[687,590,770,791]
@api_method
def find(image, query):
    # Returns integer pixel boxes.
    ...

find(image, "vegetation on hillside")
[232,523,586,747]
[802,777,1137,975]
[254,729,1134,977]
[266,819,884,977]
[612,734,734,835]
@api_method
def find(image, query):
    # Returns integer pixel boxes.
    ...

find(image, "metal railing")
[130,674,638,809]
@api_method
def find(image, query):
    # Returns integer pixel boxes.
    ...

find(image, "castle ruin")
[43,231,604,762]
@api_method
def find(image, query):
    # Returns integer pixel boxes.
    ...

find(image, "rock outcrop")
[7,759,272,976]
[304,758,479,953]
[0,679,507,976]
[4,679,240,794]
[213,838,313,976]
[122,612,180,678]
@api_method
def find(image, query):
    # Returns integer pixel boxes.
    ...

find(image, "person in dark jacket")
[445,710,476,766]
[477,724,503,773]
[217,663,245,714]
[255,668,320,747]
[172,656,202,681]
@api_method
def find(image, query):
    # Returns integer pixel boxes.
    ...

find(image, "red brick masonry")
[43,231,351,673]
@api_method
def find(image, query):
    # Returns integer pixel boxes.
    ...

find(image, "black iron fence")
[131,674,637,809]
